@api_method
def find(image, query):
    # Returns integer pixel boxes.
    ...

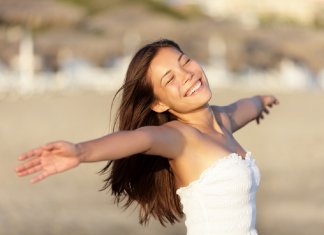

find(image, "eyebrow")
[160,53,184,85]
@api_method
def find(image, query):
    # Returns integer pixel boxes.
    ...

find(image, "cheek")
[153,85,178,106]
[166,83,182,99]
[189,61,202,71]
[155,85,183,109]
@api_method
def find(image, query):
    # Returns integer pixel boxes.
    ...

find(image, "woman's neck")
[173,105,224,135]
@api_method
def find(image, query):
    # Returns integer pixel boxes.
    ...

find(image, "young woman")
[16,39,279,235]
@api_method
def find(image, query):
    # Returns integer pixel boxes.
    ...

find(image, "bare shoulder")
[163,120,200,137]
[138,121,189,159]
[211,105,233,133]
[139,120,189,135]
[137,120,192,139]
[137,123,183,141]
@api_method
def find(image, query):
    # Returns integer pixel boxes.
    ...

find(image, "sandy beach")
[1,87,323,235]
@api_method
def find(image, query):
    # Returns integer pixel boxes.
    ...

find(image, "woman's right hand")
[15,141,82,184]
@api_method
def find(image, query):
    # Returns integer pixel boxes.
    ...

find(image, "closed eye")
[166,76,174,85]
[182,57,191,67]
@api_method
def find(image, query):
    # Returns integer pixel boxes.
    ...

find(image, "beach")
[1,87,324,235]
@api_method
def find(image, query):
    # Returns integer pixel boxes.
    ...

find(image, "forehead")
[151,47,182,67]
[148,47,182,79]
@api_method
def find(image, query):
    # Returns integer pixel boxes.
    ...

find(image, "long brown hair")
[100,39,184,226]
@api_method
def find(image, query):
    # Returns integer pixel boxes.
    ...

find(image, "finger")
[17,164,43,177]
[256,117,260,124]
[16,158,42,173]
[31,170,50,184]
[18,152,34,161]
[274,99,280,105]
[18,148,43,161]
[267,101,276,108]
[263,108,269,114]
[42,142,57,151]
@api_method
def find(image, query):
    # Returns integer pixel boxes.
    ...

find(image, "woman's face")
[148,47,212,115]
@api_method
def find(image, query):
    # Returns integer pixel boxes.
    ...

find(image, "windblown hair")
[100,39,184,226]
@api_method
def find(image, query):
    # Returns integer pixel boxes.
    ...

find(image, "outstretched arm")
[15,125,183,184]
[221,95,279,133]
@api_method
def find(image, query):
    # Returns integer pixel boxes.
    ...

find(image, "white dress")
[176,152,261,235]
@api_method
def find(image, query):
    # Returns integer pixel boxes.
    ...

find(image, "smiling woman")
[149,46,212,114]
[15,39,279,235]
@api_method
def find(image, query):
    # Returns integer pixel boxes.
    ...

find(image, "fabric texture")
[176,152,260,235]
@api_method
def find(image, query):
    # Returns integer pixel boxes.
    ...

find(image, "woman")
[16,39,279,235]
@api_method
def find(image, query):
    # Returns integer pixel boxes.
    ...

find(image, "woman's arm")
[77,125,183,162]
[221,95,279,133]
[15,125,183,183]
[77,128,152,162]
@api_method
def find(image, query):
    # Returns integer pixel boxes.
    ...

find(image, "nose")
[183,71,194,85]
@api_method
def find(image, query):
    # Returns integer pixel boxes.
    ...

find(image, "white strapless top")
[176,152,261,235]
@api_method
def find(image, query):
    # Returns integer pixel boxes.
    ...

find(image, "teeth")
[186,80,201,96]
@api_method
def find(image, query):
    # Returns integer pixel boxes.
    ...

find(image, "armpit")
[211,105,233,133]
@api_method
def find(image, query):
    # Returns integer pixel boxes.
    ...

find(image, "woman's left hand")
[256,95,280,124]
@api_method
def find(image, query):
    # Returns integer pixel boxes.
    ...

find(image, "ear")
[150,100,169,113]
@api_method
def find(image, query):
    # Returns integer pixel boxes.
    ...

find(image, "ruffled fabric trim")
[176,151,255,195]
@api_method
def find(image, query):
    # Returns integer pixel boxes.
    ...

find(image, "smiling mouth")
[185,79,202,97]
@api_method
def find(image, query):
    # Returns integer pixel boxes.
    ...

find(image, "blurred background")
[1,0,324,234]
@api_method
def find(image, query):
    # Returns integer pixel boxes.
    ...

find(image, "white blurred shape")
[279,59,311,89]
[19,29,34,93]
